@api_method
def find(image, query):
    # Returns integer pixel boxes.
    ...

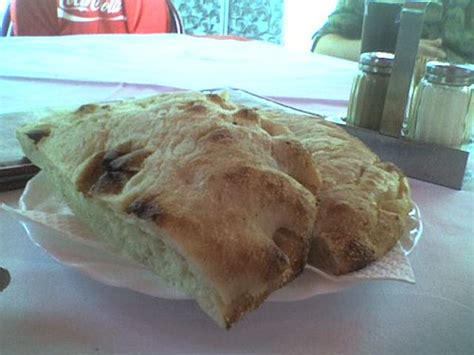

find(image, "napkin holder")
[340,125,469,190]
[349,2,469,190]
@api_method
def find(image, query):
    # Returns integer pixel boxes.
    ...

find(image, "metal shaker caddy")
[343,0,472,190]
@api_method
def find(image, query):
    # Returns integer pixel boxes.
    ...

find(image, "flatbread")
[264,111,412,275]
[16,92,322,328]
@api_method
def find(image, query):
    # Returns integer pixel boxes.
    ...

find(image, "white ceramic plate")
[3,173,422,301]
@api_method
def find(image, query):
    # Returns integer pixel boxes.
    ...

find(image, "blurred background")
[0,0,338,52]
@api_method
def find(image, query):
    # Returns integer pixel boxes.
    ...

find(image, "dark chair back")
[1,3,13,36]
[168,0,184,34]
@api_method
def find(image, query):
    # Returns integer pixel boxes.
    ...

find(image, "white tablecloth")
[0,34,354,116]
[0,34,473,355]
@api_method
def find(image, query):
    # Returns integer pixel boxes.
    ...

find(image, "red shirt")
[11,0,171,36]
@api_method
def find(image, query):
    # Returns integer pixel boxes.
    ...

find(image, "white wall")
[283,0,338,52]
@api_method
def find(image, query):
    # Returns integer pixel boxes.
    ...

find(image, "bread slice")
[16,92,322,328]
[263,111,412,275]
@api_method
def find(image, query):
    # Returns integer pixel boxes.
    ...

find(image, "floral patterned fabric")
[173,0,224,35]
[228,0,283,44]
[172,0,283,43]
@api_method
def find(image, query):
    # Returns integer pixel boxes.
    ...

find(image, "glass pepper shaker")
[347,52,394,131]
[406,62,473,148]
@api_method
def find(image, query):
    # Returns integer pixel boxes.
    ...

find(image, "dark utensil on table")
[0,267,11,292]
[0,158,40,192]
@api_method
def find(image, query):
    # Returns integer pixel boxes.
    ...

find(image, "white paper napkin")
[1,172,420,302]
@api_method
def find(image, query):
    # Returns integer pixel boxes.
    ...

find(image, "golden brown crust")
[17,92,322,328]
[263,111,412,275]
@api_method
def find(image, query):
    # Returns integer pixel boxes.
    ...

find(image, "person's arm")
[11,0,58,36]
[314,34,361,62]
[311,0,365,59]
[315,35,447,63]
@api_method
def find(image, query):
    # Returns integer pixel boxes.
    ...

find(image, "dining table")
[0,34,473,355]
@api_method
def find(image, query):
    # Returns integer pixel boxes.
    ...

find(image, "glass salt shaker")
[407,62,474,148]
[347,52,394,131]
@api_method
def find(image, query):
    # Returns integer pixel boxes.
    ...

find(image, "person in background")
[10,0,175,36]
[312,0,473,64]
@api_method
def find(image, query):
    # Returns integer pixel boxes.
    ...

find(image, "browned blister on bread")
[16,92,322,328]
[263,111,412,275]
